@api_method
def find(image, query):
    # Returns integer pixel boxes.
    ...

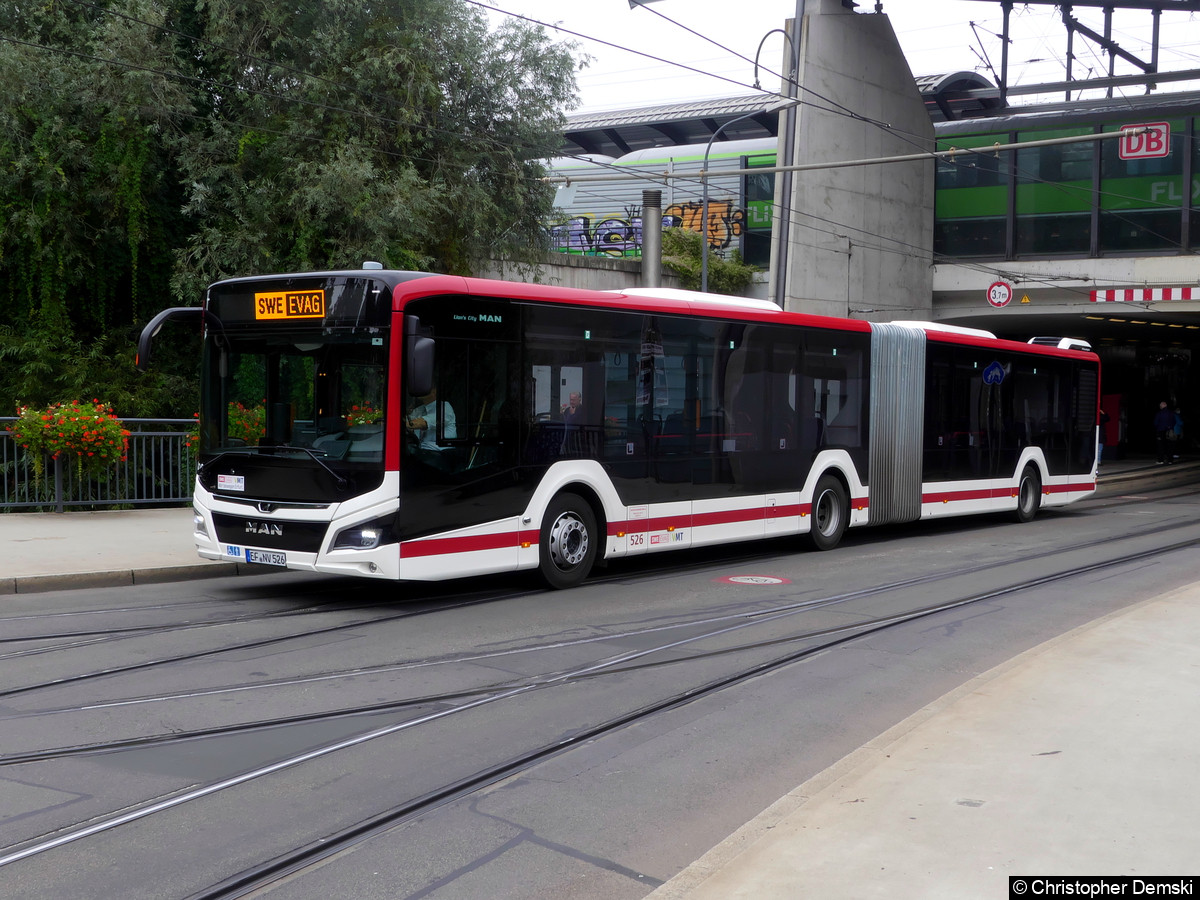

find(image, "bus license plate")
[246,549,287,567]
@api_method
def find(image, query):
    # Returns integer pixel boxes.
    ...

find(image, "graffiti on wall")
[549,200,750,258]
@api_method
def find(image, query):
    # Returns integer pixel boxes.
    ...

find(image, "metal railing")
[0,418,196,513]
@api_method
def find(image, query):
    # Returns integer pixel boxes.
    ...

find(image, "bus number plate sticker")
[218,474,245,492]
[253,290,326,320]
[246,549,287,566]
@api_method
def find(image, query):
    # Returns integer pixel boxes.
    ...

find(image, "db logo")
[1119,122,1170,160]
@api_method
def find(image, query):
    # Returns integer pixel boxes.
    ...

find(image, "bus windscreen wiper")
[271,445,349,490]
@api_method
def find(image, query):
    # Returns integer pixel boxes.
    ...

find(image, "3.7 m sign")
[1119,122,1170,160]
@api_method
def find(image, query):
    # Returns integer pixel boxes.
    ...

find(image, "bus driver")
[406,386,457,451]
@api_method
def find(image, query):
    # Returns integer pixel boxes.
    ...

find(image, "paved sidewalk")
[0,506,240,594]
[648,585,1200,898]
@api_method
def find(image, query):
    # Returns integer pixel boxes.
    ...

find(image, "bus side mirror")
[404,316,435,397]
[135,307,206,371]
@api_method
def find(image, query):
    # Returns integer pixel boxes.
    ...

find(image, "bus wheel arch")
[1014,464,1042,523]
[807,471,850,551]
[538,489,603,590]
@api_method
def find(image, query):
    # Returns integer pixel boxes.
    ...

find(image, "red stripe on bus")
[1046,481,1094,494]
[923,487,1012,504]
[401,530,537,558]
[924,482,1093,504]
[692,507,764,527]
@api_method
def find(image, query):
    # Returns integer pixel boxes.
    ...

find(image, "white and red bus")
[137,268,1100,589]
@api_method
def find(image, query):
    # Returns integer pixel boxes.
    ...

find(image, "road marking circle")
[718,575,791,585]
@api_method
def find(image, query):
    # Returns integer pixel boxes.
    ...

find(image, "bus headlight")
[332,518,395,551]
[193,508,210,539]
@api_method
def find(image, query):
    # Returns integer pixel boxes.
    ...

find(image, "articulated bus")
[137,268,1099,589]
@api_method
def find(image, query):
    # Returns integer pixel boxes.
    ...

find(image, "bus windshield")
[199,330,387,467]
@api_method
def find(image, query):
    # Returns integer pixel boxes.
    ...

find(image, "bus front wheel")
[539,493,598,590]
[1014,466,1041,523]
[807,475,849,551]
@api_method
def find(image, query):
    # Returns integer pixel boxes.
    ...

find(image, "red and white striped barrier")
[1090,287,1200,303]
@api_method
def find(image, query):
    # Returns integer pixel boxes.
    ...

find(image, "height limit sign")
[987,281,1013,308]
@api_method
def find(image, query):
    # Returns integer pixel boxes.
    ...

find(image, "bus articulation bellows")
[137,268,1100,589]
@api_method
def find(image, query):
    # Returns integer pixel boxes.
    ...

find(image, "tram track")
[2,483,1198,898]
[2,509,1196,744]
[3,525,1192,892]
[4,482,1195,883]
[0,576,515,645]
[0,591,529,699]
[1,529,1195,868]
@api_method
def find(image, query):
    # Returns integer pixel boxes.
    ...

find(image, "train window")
[935,134,1011,258]
[1015,129,1094,256]
[1097,121,1185,253]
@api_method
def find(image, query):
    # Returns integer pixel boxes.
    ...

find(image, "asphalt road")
[2,473,1198,899]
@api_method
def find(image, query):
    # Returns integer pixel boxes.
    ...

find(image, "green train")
[549,91,1200,264]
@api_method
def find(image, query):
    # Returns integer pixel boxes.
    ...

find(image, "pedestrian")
[1098,408,1110,464]
[1154,400,1175,464]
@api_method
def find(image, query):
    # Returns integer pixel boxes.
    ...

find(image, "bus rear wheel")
[539,493,598,590]
[807,474,849,551]
[1014,466,1041,523]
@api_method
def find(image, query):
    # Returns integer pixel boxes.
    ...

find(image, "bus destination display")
[254,290,325,320]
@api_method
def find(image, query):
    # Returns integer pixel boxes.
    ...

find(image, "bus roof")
[392,273,874,334]
[209,269,1098,359]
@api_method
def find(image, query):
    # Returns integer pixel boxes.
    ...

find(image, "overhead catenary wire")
[545,128,1147,184]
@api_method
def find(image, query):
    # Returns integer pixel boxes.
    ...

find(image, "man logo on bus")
[983,361,1006,385]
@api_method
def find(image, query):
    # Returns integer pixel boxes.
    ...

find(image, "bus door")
[396,299,523,567]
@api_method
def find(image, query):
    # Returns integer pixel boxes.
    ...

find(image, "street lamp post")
[701,97,801,293]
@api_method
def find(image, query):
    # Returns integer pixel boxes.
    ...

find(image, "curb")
[0,562,279,595]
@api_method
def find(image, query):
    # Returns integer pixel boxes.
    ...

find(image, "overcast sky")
[477,0,1200,113]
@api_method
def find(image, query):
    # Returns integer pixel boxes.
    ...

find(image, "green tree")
[170,0,576,297]
[0,0,579,414]
[0,0,194,413]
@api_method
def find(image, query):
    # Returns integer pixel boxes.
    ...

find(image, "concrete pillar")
[771,0,935,320]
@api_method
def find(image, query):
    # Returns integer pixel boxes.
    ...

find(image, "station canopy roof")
[561,94,790,158]
[560,72,1005,158]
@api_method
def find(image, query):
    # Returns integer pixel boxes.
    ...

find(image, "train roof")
[546,137,777,176]
[936,88,1200,136]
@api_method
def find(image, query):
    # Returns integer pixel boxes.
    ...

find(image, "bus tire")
[538,492,598,590]
[807,474,849,551]
[1014,466,1041,523]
